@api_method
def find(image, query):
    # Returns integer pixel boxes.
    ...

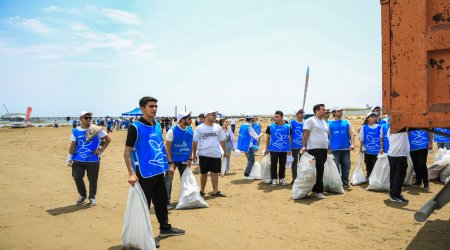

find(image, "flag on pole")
[26,107,32,126]
[302,66,310,110]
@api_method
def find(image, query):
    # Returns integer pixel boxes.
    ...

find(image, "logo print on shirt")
[76,139,94,158]
[148,136,168,167]
[365,134,380,152]
[292,128,303,146]
[272,131,288,149]
[410,130,427,146]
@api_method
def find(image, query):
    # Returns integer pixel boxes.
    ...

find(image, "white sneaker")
[271,179,278,186]
[316,193,325,199]
[279,178,288,186]
[76,196,86,206]
[89,198,97,206]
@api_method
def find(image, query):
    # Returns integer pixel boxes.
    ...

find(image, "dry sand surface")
[1,118,449,250]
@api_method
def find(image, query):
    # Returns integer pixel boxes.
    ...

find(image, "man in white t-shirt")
[192,110,228,197]
[301,104,329,199]
[67,111,111,206]
[387,128,410,204]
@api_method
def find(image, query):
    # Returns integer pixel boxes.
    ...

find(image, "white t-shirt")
[165,125,186,142]
[231,118,236,125]
[70,126,107,141]
[387,130,410,157]
[303,116,329,150]
[193,123,226,158]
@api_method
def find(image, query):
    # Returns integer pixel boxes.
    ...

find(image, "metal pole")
[175,106,177,117]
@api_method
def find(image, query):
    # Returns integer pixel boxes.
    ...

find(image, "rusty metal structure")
[381,0,450,132]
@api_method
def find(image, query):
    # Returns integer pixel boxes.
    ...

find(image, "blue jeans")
[244,147,255,176]
[437,143,450,150]
[332,150,351,185]
[164,163,187,202]
[225,140,233,174]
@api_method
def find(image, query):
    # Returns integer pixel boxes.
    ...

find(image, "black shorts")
[199,156,221,174]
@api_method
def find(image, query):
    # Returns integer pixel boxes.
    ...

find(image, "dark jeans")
[388,156,407,198]
[410,148,429,185]
[308,149,327,194]
[107,126,113,133]
[332,150,351,185]
[244,147,255,176]
[231,124,236,134]
[137,168,171,230]
[270,152,287,180]
[291,149,301,181]
[364,153,378,177]
[72,161,100,199]
[164,162,188,202]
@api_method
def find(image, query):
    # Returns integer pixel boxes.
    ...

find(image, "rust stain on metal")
[381,0,450,131]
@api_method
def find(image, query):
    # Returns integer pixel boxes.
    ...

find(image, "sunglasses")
[83,116,92,120]
[325,112,330,114]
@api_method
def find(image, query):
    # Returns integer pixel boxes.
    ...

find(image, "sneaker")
[89,198,97,206]
[271,179,278,186]
[159,227,186,237]
[155,239,160,248]
[423,183,430,191]
[343,183,350,188]
[279,178,288,186]
[316,193,325,199]
[167,204,174,210]
[243,175,254,180]
[76,196,86,206]
[390,196,408,204]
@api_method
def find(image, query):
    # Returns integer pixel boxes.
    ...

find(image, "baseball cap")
[80,110,93,117]
[371,105,381,112]
[331,107,343,112]
[246,114,254,119]
[205,110,218,115]
[177,111,191,122]
[366,112,376,119]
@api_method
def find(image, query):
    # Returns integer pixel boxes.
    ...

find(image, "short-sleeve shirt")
[193,123,226,158]
[303,116,329,150]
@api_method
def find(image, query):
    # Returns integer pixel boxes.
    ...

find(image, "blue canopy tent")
[122,108,142,116]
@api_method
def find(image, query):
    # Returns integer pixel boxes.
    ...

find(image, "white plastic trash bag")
[176,168,209,209]
[292,153,317,199]
[249,162,262,179]
[234,149,241,158]
[428,151,450,180]
[261,154,272,184]
[323,154,344,194]
[367,154,390,191]
[221,157,226,176]
[404,156,415,185]
[440,166,450,183]
[122,182,156,250]
[351,153,367,185]
[286,155,294,169]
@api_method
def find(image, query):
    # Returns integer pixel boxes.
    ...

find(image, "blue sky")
[0,0,382,117]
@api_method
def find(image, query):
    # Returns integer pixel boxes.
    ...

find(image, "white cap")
[205,110,218,115]
[366,112,376,119]
[331,107,343,112]
[177,111,191,122]
[371,105,381,112]
[80,110,93,117]
[246,114,254,119]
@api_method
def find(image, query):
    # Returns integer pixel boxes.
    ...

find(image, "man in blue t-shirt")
[328,107,355,188]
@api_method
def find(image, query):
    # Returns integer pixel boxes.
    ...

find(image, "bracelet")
[168,161,173,164]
